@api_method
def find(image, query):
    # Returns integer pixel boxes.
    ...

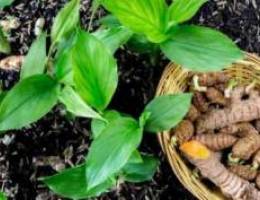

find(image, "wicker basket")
[156,53,260,200]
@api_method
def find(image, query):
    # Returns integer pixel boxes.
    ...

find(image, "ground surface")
[0,0,259,199]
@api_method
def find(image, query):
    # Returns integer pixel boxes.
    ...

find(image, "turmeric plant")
[98,0,243,71]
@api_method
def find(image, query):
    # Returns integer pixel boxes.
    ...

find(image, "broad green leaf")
[0,75,59,131]
[99,15,156,54]
[0,91,6,104]
[20,32,47,79]
[54,48,73,85]
[59,86,103,120]
[42,164,116,199]
[139,111,151,127]
[93,26,133,54]
[161,25,243,72]
[51,0,80,43]
[99,15,121,28]
[0,192,6,200]
[168,0,208,25]
[0,0,14,8]
[91,110,121,139]
[0,27,10,54]
[72,30,118,111]
[127,150,143,164]
[54,33,76,86]
[144,94,192,133]
[85,116,142,189]
[101,0,168,43]
[127,34,158,54]
[122,155,159,183]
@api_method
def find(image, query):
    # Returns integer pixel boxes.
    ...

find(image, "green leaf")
[144,93,192,133]
[91,110,121,139]
[122,155,159,183]
[127,34,158,54]
[20,32,47,79]
[42,164,116,199]
[54,47,73,85]
[59,86,103,120]
[51,0,80,44]
[127,150,143,164]
[93,26,133,54]
[139,111,151,128]
[0,192,7,200]
[0,0,14,8]
[0,27,10,54]
[0,75,59,131]
[99,15,121,28]
[85,116,142,189]
[101,0,168,43]
[54,33,76,86]
[72,30,118,111]
[161,25,243,72]
[168,0,208,25]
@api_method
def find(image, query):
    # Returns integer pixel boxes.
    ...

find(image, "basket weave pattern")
[156,53,260,200]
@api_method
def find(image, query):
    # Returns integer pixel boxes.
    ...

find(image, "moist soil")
[0,0,259,199]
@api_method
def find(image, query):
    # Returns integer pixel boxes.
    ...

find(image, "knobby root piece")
[232,134,260,160]
[255,120,260,132]
[220,122,258,137]
[256,174,260,190]
[180,141,260,200]
[230,86,259,104]
[172,120,194,144]
[193,92,208,113]
[196,97,260,134]
[197,72,229,87]
[206,87,228,106]
[215,83,226,93]
[228,165,257,181]
[253,150,260,169]
[0,55,24,71]
[194,134,237,151]
[186,105,200,122]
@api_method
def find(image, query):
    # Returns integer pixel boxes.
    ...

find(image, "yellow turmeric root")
[186,105,200,122]
[228,165,257,181]
[255,120,260,132]
[256,174,260,190]
[172,120,194,144]
[230,86,259,104]
[232,133,260,160]
[196,96,260,134]
[253,150,260,169]
[193,92,208,113]
[220,122,258,137]
[206,87,228,106]
[181,141,260,200]
[194,134,237,151]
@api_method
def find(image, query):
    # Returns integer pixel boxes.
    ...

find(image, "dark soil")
[0,0,259,199]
